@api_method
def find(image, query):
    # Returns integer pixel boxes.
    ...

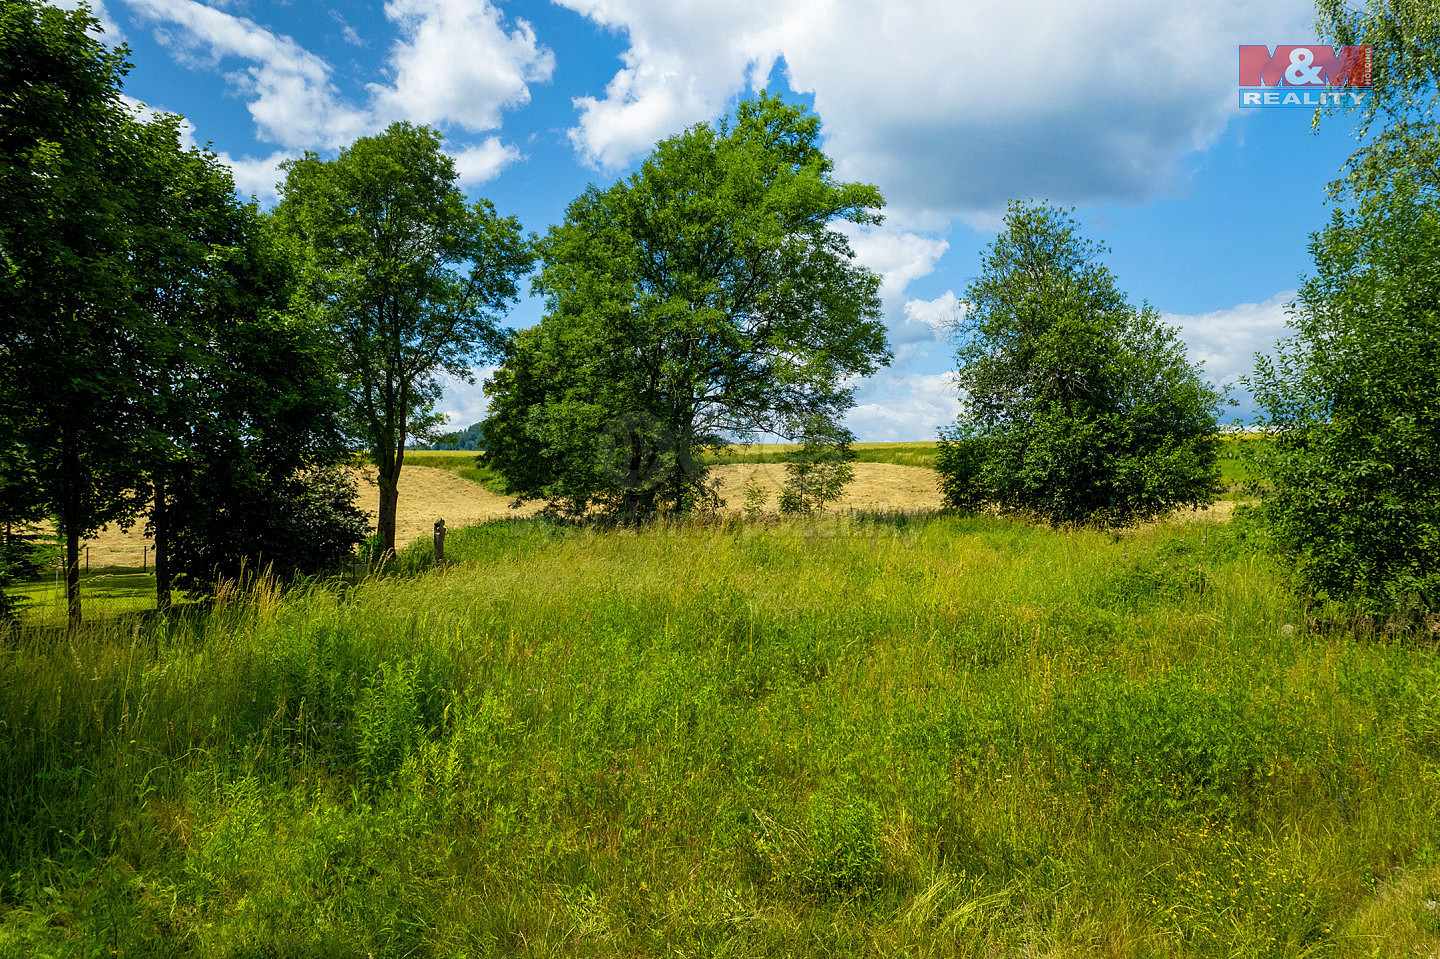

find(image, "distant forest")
[413,422,485,451]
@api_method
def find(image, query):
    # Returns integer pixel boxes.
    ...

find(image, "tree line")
[0,2,891,624]
[0,2,533,624]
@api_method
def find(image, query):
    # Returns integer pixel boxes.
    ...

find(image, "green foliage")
[1316,0,1440,199]
[171,465,370,592]
[1248,183,1440,613]
[933,430,987,512]
[938,201,1225,526]
[0,0,158,623]
[275,122,533,552]
[418,421,486,451]
[800,791,885,897]
[137,190,358,603]
[483,93,890,518]
[756,790,885,899]
[1,1,358,621]
[778,425,857,514]
[1053,674,1269,817]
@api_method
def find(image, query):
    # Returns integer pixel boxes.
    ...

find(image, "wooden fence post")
[433,518,446,568]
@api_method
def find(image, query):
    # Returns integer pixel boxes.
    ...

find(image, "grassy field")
[703,441,943,470]
[6,569,169,628]
[396,450,506,493]
[2,509,1437,956]
[403,440,1262,501]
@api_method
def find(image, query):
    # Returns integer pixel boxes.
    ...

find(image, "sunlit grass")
[0,509,1434,956]
[385,448,506,493]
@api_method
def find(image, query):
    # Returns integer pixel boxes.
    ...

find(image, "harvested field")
[73,466,540,570]
[349,465,541,542]
[66,463,1238,570]
[708,462,943,512]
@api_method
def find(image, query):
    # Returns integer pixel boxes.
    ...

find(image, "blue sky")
[56,0,1366,440]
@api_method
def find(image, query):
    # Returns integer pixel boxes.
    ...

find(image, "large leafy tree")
[1249,184,1440,613]
[482,94,891,517]
[1,0,162,625]
[131,168,363,603]
[1240,0,1440,615]
[275,123,533,555]
[3,2,365,623]
[937,201,1224,526]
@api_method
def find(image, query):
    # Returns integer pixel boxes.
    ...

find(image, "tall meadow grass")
[1,511,1436,956]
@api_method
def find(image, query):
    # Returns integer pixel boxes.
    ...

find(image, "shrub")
[170,465,370,592]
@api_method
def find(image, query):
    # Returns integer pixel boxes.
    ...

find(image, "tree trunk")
[376,442,404,557]
[153,473,171,612]
[61,421,82,628]
[378,476,398,556]
[65,524,81,629]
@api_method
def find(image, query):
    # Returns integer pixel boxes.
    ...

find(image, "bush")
[170,465,370,591]
[938,201,1225,526]
[1249,183,1440,614]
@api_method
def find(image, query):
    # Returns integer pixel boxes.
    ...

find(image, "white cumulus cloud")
[846,372,961,442]
[904,291,964,339]
[448,138,522,185]
[1162,290,1295,399]
[369,0,553,133]
[556,0,1313,224]
[124,0,370,148]
[117,0,550,159]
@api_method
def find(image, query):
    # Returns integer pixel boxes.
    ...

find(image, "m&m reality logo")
[1238,45,1372,108]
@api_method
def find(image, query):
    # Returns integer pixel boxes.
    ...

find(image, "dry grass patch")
[709,462,943,513]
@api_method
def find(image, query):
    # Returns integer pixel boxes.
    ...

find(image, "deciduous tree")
[1315,0,1440,197]
[937,201,1224,526]
[1248,183,1440,613]
[1,0,158,625]
[482,94,890,517]
[274,123,533,555]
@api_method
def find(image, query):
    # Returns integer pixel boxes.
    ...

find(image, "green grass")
[5,569,170,627]
[1,509,1436,956]
[394,449,508,493]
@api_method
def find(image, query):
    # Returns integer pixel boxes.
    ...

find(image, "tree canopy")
[482,93,891,517]
[2,0,368,621]
[1316,0,1440,197]
[936,201,1224,526]
[274,123,534,554]
[1249,183,1440,613]
[1,0,164,623]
